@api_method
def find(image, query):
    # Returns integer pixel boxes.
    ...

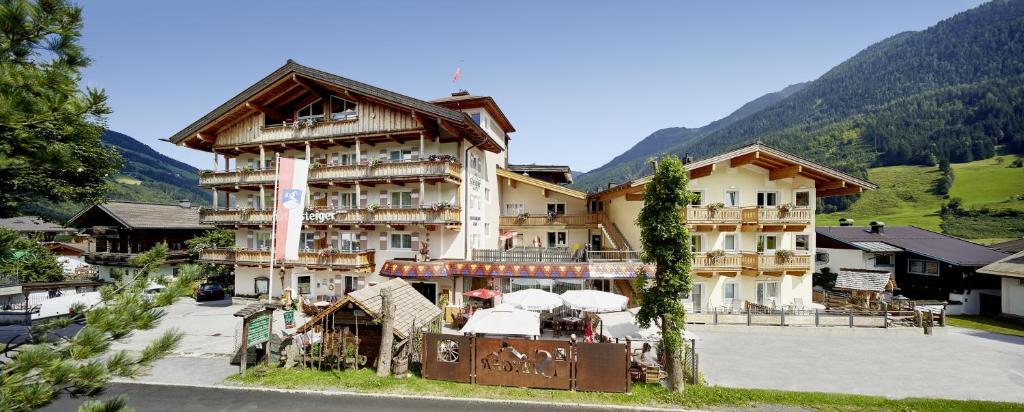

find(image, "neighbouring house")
[0,277,105,325]
[816,224,1009,315]
[833,268,895,306]
[507,164,574,185]
[0,216,76,241]
[976,250,1024,319]
[67,200,210,280]
[989,238,1024,254]
[41,242,93,277]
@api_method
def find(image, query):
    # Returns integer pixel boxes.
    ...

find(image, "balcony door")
[504,202,524,216]
[757,191,779,207]
[756,281,780,307]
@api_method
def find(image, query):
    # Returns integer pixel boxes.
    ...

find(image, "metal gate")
[575,342,630,392]
[421,333,473,383]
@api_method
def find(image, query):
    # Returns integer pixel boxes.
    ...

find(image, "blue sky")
[80,0,986,172]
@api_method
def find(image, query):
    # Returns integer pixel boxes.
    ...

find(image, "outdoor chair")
[731,299,744,314]
[552,320,562,337]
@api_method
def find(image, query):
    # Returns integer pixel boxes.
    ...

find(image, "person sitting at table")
[636,342,659,367]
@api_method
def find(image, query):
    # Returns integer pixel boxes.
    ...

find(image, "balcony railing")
[741,252,813,273]
[84,250,191,265]
[498,213,601,227]
[471,247,642,263]
[692,253,743,271]
[684,207,742,224]
[200,207,461,226]
[198,159,461,188]
[199,248,374,268]
[740,207,812,225]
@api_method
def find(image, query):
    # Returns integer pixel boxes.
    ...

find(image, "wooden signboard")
[246,313,271,347]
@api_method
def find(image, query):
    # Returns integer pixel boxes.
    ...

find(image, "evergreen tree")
[633,155,692,392]
[0,228,63,282]
[0,244,197,411]
[0,0,121,217]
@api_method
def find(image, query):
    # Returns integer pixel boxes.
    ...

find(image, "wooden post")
[376,286,395,377]
[265,309,274,365]
[240,317,249,374]
[848,310,854,328]
[815,309,819,327]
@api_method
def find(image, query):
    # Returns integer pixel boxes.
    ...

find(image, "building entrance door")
[412,282,437,304]
[591,234,602,251]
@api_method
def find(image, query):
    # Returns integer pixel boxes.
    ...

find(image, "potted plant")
[516,212,530,223]
[778,202,794,217]
[775,249,794,263]
[706,201,726,216]
[706,249,726,264]
[367,203,381,213]
[369,159,383,168]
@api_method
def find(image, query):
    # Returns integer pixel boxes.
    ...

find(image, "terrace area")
[198,158,462,188]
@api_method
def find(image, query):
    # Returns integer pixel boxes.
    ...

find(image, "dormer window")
[330,95,358,121]
[296,99,324,122]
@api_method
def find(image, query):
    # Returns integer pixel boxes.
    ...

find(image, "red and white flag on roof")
[273,157,309,261]
[452,67,461,82]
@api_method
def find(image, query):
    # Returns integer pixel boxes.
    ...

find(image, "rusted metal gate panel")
[421,333,473,383]
[474,337,572,390]
[574,342,630,393]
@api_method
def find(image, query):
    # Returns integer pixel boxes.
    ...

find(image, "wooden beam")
[818,186,863,198]
[438,119,461,138]
[688,164,714,180]
[817,180,846,191]
[625,193,644,202]
[246,102,287,122]
[292,74,329,99]
[730,151,759,168]
[196,132,215,143]
[543,188,550,198]
[769,165,802,180]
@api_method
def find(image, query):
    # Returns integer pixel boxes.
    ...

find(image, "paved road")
[42,383,674,412]
[690,324,1024,403]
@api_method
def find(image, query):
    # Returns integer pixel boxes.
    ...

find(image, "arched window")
[330,95,358,121]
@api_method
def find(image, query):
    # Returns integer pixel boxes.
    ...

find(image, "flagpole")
[268,153,280,304]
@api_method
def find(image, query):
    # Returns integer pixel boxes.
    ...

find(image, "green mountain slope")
[21,130,209,221]
[576,0,1024,191]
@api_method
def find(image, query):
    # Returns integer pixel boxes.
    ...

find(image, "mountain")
[573,0,1024,193]
[21,130,209,221]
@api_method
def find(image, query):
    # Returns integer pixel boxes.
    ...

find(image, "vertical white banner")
[274,157,309,261]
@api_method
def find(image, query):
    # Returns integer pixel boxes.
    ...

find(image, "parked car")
[195,283,226,301]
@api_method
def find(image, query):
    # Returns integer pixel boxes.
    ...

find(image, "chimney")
[178,199,192,209]
[683,152,693,165]
[869,221,885,234]
[607,181,615,190]
[839,218,854,227]
[452,90,469,96]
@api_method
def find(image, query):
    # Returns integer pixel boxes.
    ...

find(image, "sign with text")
[283,310,295,328]
[245,313,270,347]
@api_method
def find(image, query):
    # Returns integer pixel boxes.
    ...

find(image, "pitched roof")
[67,201,209,230]
[508,164,574,184]
[297,278,441,339]
[0,216,73,233]
[168,60,502,152]
[849,241,904,253]
[496,167,587,199]
[816,226,1008,267]
[430,91,516,133]
[835,268,894,292]
[989,238,1024,254]
[977,250,1024,279]
[593,143,877,199]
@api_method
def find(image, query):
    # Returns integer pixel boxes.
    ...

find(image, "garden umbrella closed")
[463,288,502,299]
[560,290,628,313]
[459,303,540,336]
[501,288,564,311]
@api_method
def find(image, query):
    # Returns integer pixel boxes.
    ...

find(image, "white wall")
[1002,277,1024,317]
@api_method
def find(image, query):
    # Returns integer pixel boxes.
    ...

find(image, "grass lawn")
[817,164,944,231]
[229,366,1024,411]
[946,315,1024,338]
[949,154,1024,210]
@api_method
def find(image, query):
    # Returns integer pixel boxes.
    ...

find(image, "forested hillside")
[573,0,1024,194]
[21,130,209,221]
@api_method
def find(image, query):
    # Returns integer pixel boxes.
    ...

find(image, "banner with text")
[274,157,309,261]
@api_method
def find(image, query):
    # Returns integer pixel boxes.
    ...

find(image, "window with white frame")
[756,281,780,306]
[343,275,358,294]
[338,233,360,252]
[723,281,737,300]
[795,234,809,251]
[338,192,357,208]
[389,149,412,162]
[296,99,324,121]
[757,191,779,207]
[546,202,566,215]
[484,188,491,202]
[390,191,412,208]
[255,232,271,250]
[331,152,357,165]
[504,202,524,216]
[908,259,939,276]
[547,231,567,247]
[389,233,412,250]
[300,232,316,251]
[795,190,811,207]
[723,233,737,251]
[690,235,703,253]
[329,95,357,121]
[758,234,778,252]
[690,190,704,206]
[725,190,739,207]
[470,112,481,125]
[875,253,894,267]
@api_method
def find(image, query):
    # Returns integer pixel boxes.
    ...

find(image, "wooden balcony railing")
[498,213,601,227]
[684,207,742,224]
[199,248,375,268]
[739,252,812,273]
[198,168,275,187]
[692,253,743,271]
[200,207,461,226]
[740,207,812,225]
[84,251,191,265]
[198,159,461,188]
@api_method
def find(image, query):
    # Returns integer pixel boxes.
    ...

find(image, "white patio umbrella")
[459,303,540,336]
[560,290,628,313]
[501,288,564,311]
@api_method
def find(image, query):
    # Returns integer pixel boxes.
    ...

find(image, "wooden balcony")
[199,207,461,227]
[740,207,812,231]
[498,213,601,228]
[740,252,812,276]
[684,207,742,231]
[691,253,743,276]
[84,250,191,266]
[198,159,461,189]
[199,248,375,270]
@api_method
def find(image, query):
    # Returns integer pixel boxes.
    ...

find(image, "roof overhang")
[496,167,587,200]
[431,95,516,134]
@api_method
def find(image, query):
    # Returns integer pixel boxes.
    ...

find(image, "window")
[815,251,829,263]
[723,282,737,300]
[256,232,271,250]
[547,232,567,247]
[795,235,809,251]
[758,234,778,252]
[254,277,269,295]
[795,190,811,207]
[908,259,939,276]
[331,152,357,165]
[468,153,481,173]
[389,149,412,162]
[756,281,780,306]
[546,203,566,215]
[338,192,357,208]
[484,222,491,236]
[297,276,311,295]
[690,190,704,206]
[470,112,481,125]
[690,235,703,253]
[343,276,358,294]
[296,99,324,121]
[725,190,739,207]
[484,188,491,202]
[875,253,894,267]
[723,233,736,251]
[329,95,357,121]
[757,191,779,207]
[504,202,524,216]
[300,232,315,251]
[390,233,412,249]
[390,191,412,208]
[338,233,360,252]
[686,283,705,312]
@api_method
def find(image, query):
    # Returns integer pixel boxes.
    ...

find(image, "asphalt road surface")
[42,383,665,412]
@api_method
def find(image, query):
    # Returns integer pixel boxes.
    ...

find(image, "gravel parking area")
[690,324,1024,403]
